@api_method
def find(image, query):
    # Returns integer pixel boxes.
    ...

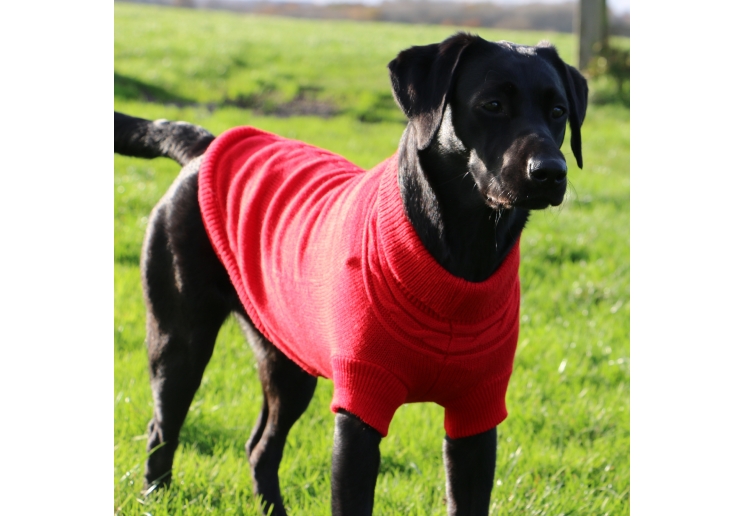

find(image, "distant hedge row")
[121,0,630,37]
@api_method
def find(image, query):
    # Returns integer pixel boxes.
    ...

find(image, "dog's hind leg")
[236,315,317,516]
[141,164,238,490]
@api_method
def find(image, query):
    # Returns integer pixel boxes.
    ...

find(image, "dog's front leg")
[331,409,382,515]
[443,428,497,516]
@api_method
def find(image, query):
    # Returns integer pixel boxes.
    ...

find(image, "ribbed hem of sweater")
[198,126,282,358]
[443,371,512,438]
[330,356,409,437]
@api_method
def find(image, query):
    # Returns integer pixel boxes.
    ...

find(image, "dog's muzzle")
[527,158,567,185]
[513,157,567,208]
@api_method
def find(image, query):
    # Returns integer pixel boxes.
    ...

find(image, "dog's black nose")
[528,158,567,184]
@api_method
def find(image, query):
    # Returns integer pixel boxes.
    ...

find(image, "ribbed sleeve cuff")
[442,372,512,439]
[330,356,409,437]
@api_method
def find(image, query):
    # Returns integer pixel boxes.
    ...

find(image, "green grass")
[115,3,629,515]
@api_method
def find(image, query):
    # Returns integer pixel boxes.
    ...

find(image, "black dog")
[114,33,587,516]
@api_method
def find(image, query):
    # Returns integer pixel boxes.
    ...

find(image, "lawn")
[114,3,629,514]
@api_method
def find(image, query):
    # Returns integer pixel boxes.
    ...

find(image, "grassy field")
[114,3,629,514]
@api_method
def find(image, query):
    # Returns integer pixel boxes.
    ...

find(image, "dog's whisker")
[434,170,471,187]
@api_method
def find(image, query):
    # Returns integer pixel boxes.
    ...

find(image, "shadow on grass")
[180,417,254,458]
[113,72,404,121]
[115,72,196,105]
[379,454,425,478]
[114,71,339,117]
[116,251,141,267]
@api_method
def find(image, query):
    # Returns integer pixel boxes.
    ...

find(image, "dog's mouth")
[479,161,567,211]
[514,194,563,210]
[485,191,564,211]
[485,194,514,210]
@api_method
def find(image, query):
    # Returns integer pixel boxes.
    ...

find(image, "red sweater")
[198,127,520,439]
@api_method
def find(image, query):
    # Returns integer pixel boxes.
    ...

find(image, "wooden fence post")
[577,0,608,70]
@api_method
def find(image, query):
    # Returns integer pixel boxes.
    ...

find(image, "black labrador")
[114,32,587,515]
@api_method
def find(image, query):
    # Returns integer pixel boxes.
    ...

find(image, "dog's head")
[388,33,588,210]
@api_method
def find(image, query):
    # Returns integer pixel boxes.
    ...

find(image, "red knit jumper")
[198,126,520,439]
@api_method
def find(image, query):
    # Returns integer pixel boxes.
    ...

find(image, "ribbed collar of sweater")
[370,155,520,326]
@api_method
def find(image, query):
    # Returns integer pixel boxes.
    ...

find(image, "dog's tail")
[114,112,215,166]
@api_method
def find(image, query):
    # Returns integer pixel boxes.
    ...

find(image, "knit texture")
[198,126,521,438]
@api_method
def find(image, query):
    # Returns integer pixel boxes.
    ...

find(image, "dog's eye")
[482,101,504,113]
[551,106,566,119]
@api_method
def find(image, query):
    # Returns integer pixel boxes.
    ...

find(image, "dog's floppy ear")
[388,32,480,150]
[536,43,589,169]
